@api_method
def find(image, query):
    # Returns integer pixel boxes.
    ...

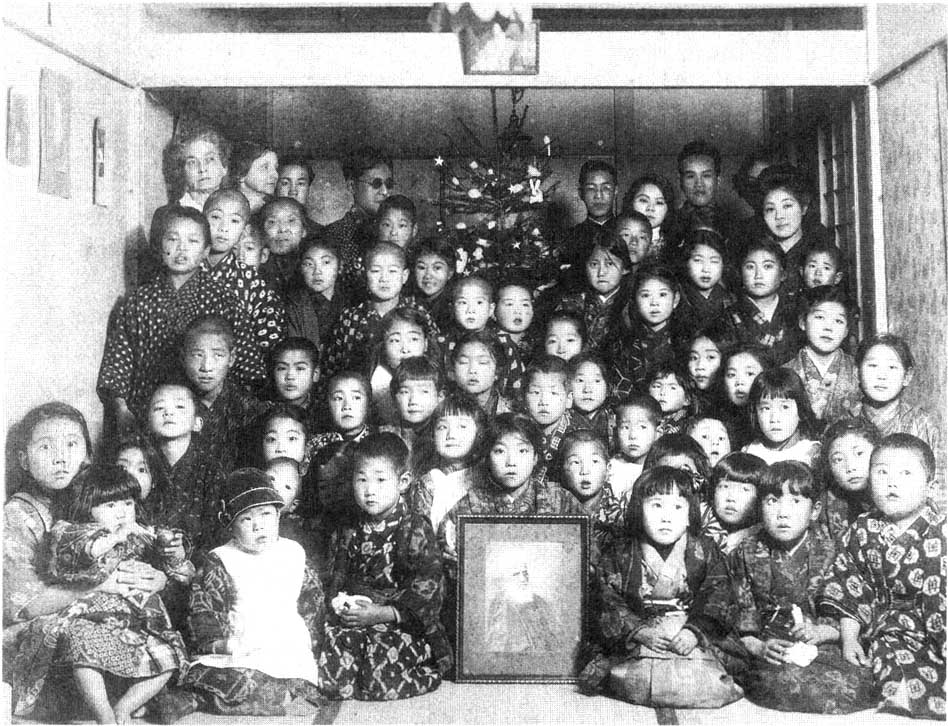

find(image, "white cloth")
[607,457,642,500]
[742,439,820,466]
[428,468,473,532]
[370,365,396,426]
[191,538,318,683]
[177,192,204,211]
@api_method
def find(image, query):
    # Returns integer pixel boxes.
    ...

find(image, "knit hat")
[219,468,284,528]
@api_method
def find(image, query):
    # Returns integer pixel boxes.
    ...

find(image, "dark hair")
[148,380,202,412]
[545,310,587,346]
[578,159,617,188]
[268,336,320,372]
[758,164,814,212]
[377,194,416,224]
[681,227,728,261]
[614,394,663,426]
[584,230,634,274]
[712,451,767,487]
[431,390,489,466]
[352,431,410,475]
[228,140,276,186]
[620,174,676,227]
[13,402,92,492]
[724,342,774,372]
[410,235,459,269]
[645,361,697,416]
[748,368,817,440]
[567,352,610,383]
[615,210,652,234]
[626,466,702,539]
[487,413,543,464]
[741,238,786,269]
[758,460,821,501]
[801,240,843,272]
[452,273,493,302]
[855,333,915,370]
[257,196,307,227]
[325,370,371,402]
[365,241,408,270]
[523,354,570,392]
[60,463,142,524]
[390,356,445,398]
[300,235,341,261]
[278,154,314,184]
[494,274,534,303]
[341,146,393,182]
[874,433,937,481]
[261,403,309,438]
[111,431,159,480]
[630,262,680,297]
[182,314,235,352]
[677,139,722,176]
[202,188,251,220]
[451,330,507,371]
[558,428,609,474]
[798,284,855,330]
[151,205,211,251]
[821,416,882,484]
[644,433,712,495]
[732,146,781,208]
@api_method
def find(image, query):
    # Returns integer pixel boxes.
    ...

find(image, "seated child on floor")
[729,461,872,714]
[179,469,325,718]
[742,368,820,467]
[42,464,191,725]
[578,466,742,708]
[818,434,946,719]
[568,353,613,441]
[449,331,512,418]
[819,417,881,542]
[318,433,451,701]
[607,394,661,500]
[685,415,732,468]
[710,452,766,554]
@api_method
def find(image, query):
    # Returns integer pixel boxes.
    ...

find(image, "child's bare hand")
[159,531,186,562]
[669,629,698,655]
[842,639,869,667]
[339,602,392,628]
[635,631,673,652]
[762,638,795,666]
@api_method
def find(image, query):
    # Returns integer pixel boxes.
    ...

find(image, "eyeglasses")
[357,177,395,191]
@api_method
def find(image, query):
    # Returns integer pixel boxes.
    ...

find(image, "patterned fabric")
[603,305,680,398]
[573,406,615,444]
[96,269,266,416]
[784,348,860,425]
[197,380,271,474]
[322,298,439,380]
[258,250,300,301]
[819,487,872,545]
[496,329,533,397]
[818,506,946,719]
[317,207,376,294]
[555,289,626,354]
[204,251,286,352]
[3,489,55,626]
[410,465,481,533]
[318,498,449,699]
[727,293,803,366]
[606,457,642,502]
[656,409,688,437]
[536,409,579,485]
[677,283,736,339]
[485,595,566,652]
[573,485,623,553]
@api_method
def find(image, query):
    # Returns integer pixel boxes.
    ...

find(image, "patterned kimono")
[555,288,626,354]
[729,526,872,713]
[818,506,946,719]
[728,293,803,366]
[180,538,326,717]
[12,522,190,717]
[820,487,873,545]
[96,269,266,417]
[579,533,741,707]
[574,485,623,553]
[318,498,450,700]
[603,306,680,398]
[536,410,579,485]
[572,406,615,444]
[496,329,533,397]
[317,206,376,295]
[784,348,860,426]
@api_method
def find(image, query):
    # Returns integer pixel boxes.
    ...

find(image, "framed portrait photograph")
[456,515,588,683]
[460,20,539,75]
[93,117,109,206]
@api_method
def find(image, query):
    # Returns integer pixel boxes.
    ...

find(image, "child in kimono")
[440,274,497,365]
[558,428,622,549]
[318,433,451,700]
[408,236,457,332]
[369,307,433,426]
[819,434,946,719]
[179,468,325,718]
[819,417,881,542]
[742,368,821,467]
[676,228,735,338]
[449,331,513,418]
[607,394,661,500]
[645,362,697,436]
[711,451,766,554]
[493,277,535,397]
[285,238,349,347]
[579,466,741,708]
[729,461,872,713]
[522,355,580,485]
[568,353,614,441]
[721,343,771,450]
[685,416,732,469]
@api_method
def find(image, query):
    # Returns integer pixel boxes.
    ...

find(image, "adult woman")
[228,141,280,213]
[168,127,231,211]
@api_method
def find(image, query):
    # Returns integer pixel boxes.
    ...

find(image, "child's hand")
[669,628,698,655]
[634,631,673,652]
[339,602,394,628]
[841,638,869,667]
[158,530,186,562]
[791,620,834,645]
[761,637,795,665]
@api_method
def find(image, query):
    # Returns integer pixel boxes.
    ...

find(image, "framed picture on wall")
[456,514,588,683]
[6,88,30,166]
[93,117,109,206]
[460,20,539,75]
[38,68,71,198]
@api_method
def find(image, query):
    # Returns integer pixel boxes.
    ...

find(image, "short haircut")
[631,262,680,297]
[684,319,739,359]
[558,428,609,473]
[149,380,201,410]
[325,370,371,401]
[390,356,445,397]
[268,336,320,371]
[377,194,416,223]
[278,154,314,183]
[742,238,786,269]
[352,431,410,475]
[60,463,142,523]
[620,173,676,219]
[801,240,843,270]
[712,451,767,487]
[182,314,235,352]
[452,273,493,301]
[799,284,856,328]
[578,159,617,188]
[645,361,697,409]
[487,413,543,461]
[545,310,587,343]
[758,163,814,210]
[258,196,307,225]
[228,140,274,183]
[494,274,533,303]
[410,235,459,269]
[614,394,663,425]
[170,126,231,180]
[432,389,489,463]
[873,433,936,481]
[821,416,882,481]
[365,241,408,269]
[260,403,309,436]
[677,139,722,176]
[202,188,251,220]
[300,235,341,261]
[626,466,702,538]
[523,354,570,391]
[855,333,915,370]
[451,330,507,370]
[380,306,430,338]
[615,210,652,233]
[644,432,712,491]
[567,352,609,382]
[586,229,633,272]
[758,460,822,501]
[341,146,393,182]
[151,205,211,249]
[681,227,727,260]
[748,368,817,440]
[724,342,774,373]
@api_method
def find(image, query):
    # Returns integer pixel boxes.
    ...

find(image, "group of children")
[2,131,944,722]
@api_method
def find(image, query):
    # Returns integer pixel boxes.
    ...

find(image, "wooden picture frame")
[456,514,588,683]
[460,20,539,75]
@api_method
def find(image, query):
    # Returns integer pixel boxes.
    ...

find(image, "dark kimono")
[784,348,860,427]
[555,288,627,355]
[556,216,616,291]
[572,406,615,444]
[318,498,450,700]
[536,410,580,486]
[496,329,533,397]
[819,487,873,545]
[727,293,803,366]
[317,206,376,296]
[12,522,190,717]
[258,250,300,301]
[729,526,872,713]
[603,306,681,398]
[197,379,270,474]
[818,505,946,719]
[677,283,736,339]
[572,485,623,553]
[284,283,350,349]
[96,269,267,417]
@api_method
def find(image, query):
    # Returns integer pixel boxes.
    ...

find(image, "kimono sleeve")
[187,552,234,652]
[47,521,120,586]
[686,537,734,641]
[321,310,357,380]
[96,295,137,401]
[222,288,267,385]
[297,563,326,651]
[596,542,648,649]
[389,513,444,635]
[727,542,762,636]
[3,499,51,624]
[817,520,876,629]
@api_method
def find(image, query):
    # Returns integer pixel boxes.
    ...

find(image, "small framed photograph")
[460,20,539,75]
[6,88,30,166]
[456,514,588,683]
[93,117,109,206]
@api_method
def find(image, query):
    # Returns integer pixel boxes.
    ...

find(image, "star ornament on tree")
[434,155,445,167]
